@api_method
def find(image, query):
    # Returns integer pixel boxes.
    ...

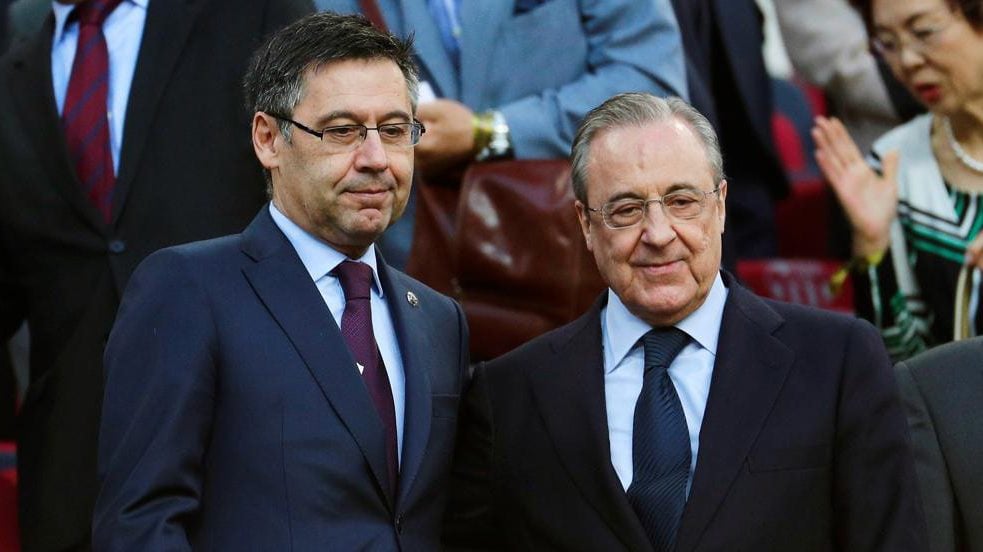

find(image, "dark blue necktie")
[627,327,692,552]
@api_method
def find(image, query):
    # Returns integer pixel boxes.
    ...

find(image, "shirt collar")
[268,203,384,297]
[603,271,728,374]
[52,0,149,46]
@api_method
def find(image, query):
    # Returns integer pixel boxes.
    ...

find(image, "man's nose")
[353,129,389,171]
[639,203,677,246]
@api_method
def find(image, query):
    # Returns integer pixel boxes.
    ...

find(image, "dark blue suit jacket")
[445,272,927,551]
[94,207,469,551]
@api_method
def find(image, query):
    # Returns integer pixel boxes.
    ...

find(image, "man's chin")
[351,208,393,231]
[623,284,699,325]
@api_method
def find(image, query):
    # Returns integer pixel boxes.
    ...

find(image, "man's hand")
[415,99,476,180]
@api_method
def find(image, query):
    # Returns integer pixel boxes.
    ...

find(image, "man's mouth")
[634,259,682,275]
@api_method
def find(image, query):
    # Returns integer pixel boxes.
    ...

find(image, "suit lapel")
[376,260,435,507]
[675,278,794,551]
[400,0,459,99]
[527,298,652,552]
[111,0,205,224]
[7,18,107,235]
[240,210,396,508]
[457,0,512,107]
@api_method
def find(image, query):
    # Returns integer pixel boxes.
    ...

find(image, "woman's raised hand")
[813,115,899,257]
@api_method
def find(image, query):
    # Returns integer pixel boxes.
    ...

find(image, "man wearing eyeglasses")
[444,93,927,551]
[93,13,469,550]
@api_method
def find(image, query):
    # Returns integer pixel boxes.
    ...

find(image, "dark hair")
[243,11,419,142]
[852,0,982,30]
[570,94,724,205]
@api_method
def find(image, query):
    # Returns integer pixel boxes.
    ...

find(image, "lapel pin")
[356,362,364,374]
[406,291,419,307]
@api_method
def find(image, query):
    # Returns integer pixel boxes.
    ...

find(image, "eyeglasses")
[586,186,721,229]
[268,113,425,152]
[871,12,955,61]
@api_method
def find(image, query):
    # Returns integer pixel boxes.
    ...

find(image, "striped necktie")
[62,0,123,223]
[627,327,692,551]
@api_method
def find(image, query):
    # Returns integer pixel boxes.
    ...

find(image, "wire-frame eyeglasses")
[586,186,721,229]
[268,113,426,152]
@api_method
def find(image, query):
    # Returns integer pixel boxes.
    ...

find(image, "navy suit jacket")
[94,208,470,551]
[445,272,927,551]
[896,339,983,552]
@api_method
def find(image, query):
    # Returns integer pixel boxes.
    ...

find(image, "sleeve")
[0,222,26,342]
[894,361,958,552]
[832,318,929,551]
[498,0,688,159]
[92,249,218,552]
[852,148,933,362]
[442,363,504,551]
[851,248,932,361]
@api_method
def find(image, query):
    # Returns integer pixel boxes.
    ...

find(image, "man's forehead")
[297,59,412,119]
[587,119,712,188]
[593,118,698,152]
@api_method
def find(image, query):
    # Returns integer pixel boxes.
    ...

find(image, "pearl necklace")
[942,116,983,174]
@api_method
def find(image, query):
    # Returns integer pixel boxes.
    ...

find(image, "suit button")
[394,514,403,534]
[108,239,126,254]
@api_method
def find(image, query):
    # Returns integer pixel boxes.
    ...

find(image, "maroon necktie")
[62,0,123,223]
[334,260,399,493]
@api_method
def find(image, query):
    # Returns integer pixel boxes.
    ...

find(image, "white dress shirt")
[51,0,149,174]
[603,273,728,493]
[270,204,407,464]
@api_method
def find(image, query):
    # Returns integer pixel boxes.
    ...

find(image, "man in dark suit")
[94,12,469,550]
[444,93,927,551]
[670,0,787,263]
[896,339,983,552]
[0,0,311,549]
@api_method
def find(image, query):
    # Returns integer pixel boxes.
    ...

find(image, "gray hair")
[243,12,420,187]
[570,93,725,204]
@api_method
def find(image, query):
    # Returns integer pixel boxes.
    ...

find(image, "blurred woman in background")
[814,0,983,360]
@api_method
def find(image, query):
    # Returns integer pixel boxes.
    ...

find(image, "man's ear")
[575,201,593,252]
[252,112,281,171]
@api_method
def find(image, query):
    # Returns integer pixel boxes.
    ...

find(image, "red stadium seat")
[0,442,18,552]
[737,259,853,314]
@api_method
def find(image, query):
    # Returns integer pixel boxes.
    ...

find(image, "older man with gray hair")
[444,93,927,551]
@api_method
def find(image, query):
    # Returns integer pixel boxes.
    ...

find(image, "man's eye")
[664,196,698,208]
[379,125,409,139]
[610,204,643,218]
[324,126,360,139]
[912,28,937,40]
